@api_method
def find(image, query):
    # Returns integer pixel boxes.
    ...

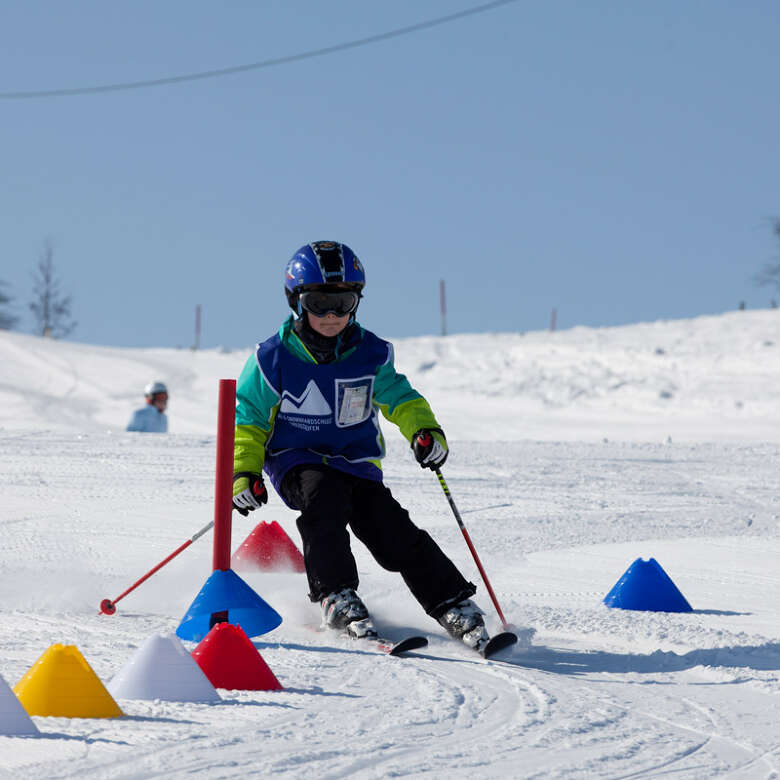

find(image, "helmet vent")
[311,241,345,282]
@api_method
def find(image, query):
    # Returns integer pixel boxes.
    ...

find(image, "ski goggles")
[299,290,360,317]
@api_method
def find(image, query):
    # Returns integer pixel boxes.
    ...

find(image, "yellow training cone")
[14,644,123,718]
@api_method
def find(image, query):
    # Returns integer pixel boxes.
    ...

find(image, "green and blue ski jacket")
[234,316,443,506]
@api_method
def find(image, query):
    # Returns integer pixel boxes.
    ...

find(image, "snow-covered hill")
[2,308,779,441]
[1,312,780,778]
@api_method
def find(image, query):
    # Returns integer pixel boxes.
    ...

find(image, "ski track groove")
[612,696,778,780]
[483,654,780,778]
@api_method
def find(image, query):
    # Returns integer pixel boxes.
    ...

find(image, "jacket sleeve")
[373,344,442,442]
[234,351,281,474]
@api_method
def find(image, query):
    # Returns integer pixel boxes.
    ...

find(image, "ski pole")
[99,519,214,615]
[432,465,510,630]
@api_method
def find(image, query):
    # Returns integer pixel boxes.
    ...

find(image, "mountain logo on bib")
[280,380,332,416]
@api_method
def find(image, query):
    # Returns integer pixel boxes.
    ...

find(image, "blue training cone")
[176,568,283,642]
[603,557,693,613]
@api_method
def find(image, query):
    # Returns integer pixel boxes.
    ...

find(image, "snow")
[1,309,780,778]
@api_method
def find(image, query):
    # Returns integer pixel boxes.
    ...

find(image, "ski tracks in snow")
[3,433,780,777]
[4,626,780,779]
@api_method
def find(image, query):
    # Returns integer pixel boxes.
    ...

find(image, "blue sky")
[1,1,779,348]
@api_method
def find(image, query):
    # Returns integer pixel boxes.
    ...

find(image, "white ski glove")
[232,472,268,516]
[412,429,449,470]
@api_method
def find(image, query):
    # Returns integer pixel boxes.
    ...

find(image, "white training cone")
[108,633,221,703]
[0,672,39,736]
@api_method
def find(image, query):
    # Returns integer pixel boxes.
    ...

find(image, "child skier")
[232,241,489,650]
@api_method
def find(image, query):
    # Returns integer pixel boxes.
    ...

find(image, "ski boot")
[321,588,376,639]
[437,598,490,652]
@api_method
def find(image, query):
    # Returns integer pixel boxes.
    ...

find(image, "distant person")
[126,381,169,433]
[231,240,501,654]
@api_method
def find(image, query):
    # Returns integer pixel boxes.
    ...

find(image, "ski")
[322,627,525,658]
[478,631,518,659]
[354,633,429,656]
[319,623,428,656]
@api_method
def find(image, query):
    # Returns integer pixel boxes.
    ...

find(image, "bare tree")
[754,218,780,293]
[29,239,76,338]
[0,280,19,330]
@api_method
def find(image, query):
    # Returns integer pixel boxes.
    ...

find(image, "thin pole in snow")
[194,304,202,350]
[440,279,447,336]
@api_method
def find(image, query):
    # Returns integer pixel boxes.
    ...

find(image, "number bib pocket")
[335,376,374,427]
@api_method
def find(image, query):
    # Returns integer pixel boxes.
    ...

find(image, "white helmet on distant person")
[144,381,168,398]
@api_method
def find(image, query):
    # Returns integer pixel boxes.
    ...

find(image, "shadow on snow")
[507,641,780,675]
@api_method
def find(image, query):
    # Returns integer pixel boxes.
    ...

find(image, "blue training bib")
[256,330,391,491]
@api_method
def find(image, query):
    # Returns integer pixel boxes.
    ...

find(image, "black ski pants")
[280,464,476,618]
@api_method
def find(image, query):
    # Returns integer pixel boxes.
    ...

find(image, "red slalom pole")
[99,520,214,615]
[433,467,510,630]
[212,378,236,571]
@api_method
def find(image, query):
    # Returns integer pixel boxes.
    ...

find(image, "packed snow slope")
[2,309,779,442]
[1,310,780,779]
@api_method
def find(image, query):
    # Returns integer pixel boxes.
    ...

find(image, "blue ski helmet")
[284,241,365,314]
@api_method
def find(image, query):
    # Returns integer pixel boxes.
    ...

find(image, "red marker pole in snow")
[99,378,237,615]
[100,379,236,615]
[99,520,215,615]
[213,378,236,571]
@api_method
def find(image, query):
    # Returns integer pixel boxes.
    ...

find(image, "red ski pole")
[99,520,214,615]
[431,464,510,630]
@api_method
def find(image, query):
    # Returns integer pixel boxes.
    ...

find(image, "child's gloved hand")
[412,429,448,470]
[232,472,268,515]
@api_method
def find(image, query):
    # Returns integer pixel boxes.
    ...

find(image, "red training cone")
[232,520,306,573]
[192,622,282,691]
